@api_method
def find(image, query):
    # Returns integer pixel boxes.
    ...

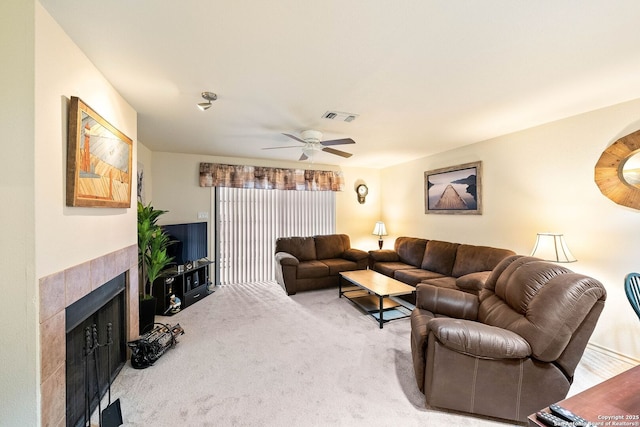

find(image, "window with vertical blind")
[216,187,336,285]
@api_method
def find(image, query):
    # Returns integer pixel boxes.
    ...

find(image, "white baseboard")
[587,342,640,366]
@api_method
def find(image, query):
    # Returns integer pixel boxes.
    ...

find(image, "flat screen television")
[162,222,208,265]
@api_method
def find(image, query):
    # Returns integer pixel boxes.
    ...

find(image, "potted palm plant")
[137,201,173,334]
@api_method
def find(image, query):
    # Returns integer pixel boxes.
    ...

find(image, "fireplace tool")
[84,326,96,427]
[92,325,103,426]
[84,324,123,427]
[100,322,123,427]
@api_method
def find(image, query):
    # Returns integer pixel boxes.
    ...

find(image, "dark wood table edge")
[527,364,640,426]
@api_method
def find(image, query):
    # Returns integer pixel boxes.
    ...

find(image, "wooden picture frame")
[424,161,482,215]
[66,96,133,208]
[594,128,640,210]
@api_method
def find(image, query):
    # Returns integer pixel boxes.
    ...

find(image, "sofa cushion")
[321,258,359,276]
[276,236,317,261]
[315,234,349,260]
[296,260,329,279]
[343,248,369,262]
[451,244,516,278]
[420,240,459,275]
[368,249,399,263]
[421,276,459,292]
[374,262,415,278]
[456,271,491,292]
[422,274,487,295]
[395,237,428,267]
[394,268,445,286]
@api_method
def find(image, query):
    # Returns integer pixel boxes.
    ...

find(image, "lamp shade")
[530,233,576,263]
[372,221,387,237]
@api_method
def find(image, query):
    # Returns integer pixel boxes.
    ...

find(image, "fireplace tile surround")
[39,244,138,427]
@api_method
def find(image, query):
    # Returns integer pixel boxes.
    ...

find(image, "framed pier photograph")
[424,161,482,215]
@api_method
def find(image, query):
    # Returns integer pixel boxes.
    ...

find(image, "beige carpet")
[101,281,635,427]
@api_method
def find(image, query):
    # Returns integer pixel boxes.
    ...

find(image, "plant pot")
[139,297,157,335]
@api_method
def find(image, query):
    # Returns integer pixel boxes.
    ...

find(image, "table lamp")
[372,221,388,249]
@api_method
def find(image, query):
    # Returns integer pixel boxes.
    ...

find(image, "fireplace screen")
[66,274,126,427]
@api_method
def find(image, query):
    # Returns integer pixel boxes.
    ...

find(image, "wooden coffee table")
[339,269,415,328]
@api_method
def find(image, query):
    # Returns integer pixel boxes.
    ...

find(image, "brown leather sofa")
[369,237,515,295]
[410,255,607,422]
[274,234,368,295]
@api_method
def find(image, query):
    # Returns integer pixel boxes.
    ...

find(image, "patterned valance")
[199,163,344,191]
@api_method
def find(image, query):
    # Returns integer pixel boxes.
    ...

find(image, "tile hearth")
[38,245,138,427]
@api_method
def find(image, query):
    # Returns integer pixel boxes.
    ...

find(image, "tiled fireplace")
[39,245,139,427]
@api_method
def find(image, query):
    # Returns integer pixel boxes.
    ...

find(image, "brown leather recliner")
[410,255,607,422]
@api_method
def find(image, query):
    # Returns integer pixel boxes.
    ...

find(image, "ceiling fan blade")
[322,147,353,158]
[282,133,306,143]
[299,153,308,161]
[321,138,355,146]
[262,145,300,150]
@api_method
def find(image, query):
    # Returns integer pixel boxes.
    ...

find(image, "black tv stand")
[152,259,214,315]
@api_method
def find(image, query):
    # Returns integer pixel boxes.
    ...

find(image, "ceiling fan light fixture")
[275,129,355,161]
[301,144,317,159]
[197,91,217,111]
[300,130,323,143]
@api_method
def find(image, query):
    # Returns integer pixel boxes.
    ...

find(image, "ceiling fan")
[263,130,355,161]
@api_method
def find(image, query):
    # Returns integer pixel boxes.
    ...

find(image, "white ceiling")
[40,0,640,168]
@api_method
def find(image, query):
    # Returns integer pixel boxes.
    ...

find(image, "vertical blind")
[217,187,336,285]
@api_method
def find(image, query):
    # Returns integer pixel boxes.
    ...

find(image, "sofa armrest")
[274,252,299,295]
[455,271,491,292]
[368,249,399,262]
[343,248,369,262]
[428,318,532,359]
[275,251,299,266]
[415,283,479,320]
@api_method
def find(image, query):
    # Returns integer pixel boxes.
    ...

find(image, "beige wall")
[381,98,640,359]
[34,4,137,279]
[336,166,382,251]
[1,1,37,425]
[146,151,213,225]
[1,3,138,425]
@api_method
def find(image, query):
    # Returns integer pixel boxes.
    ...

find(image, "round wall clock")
[356,184,368,204]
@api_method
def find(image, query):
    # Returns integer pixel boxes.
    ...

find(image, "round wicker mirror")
[622,151,640,188]
[595,129,640,209]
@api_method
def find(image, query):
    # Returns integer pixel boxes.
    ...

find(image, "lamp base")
[378,239,383,250]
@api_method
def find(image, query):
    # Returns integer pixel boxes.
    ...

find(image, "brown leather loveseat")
[369,237,515,295]
[274,234,368,295]
[410,255,607,422]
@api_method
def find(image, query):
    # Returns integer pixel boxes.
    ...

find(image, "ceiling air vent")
[322,111,359,122]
